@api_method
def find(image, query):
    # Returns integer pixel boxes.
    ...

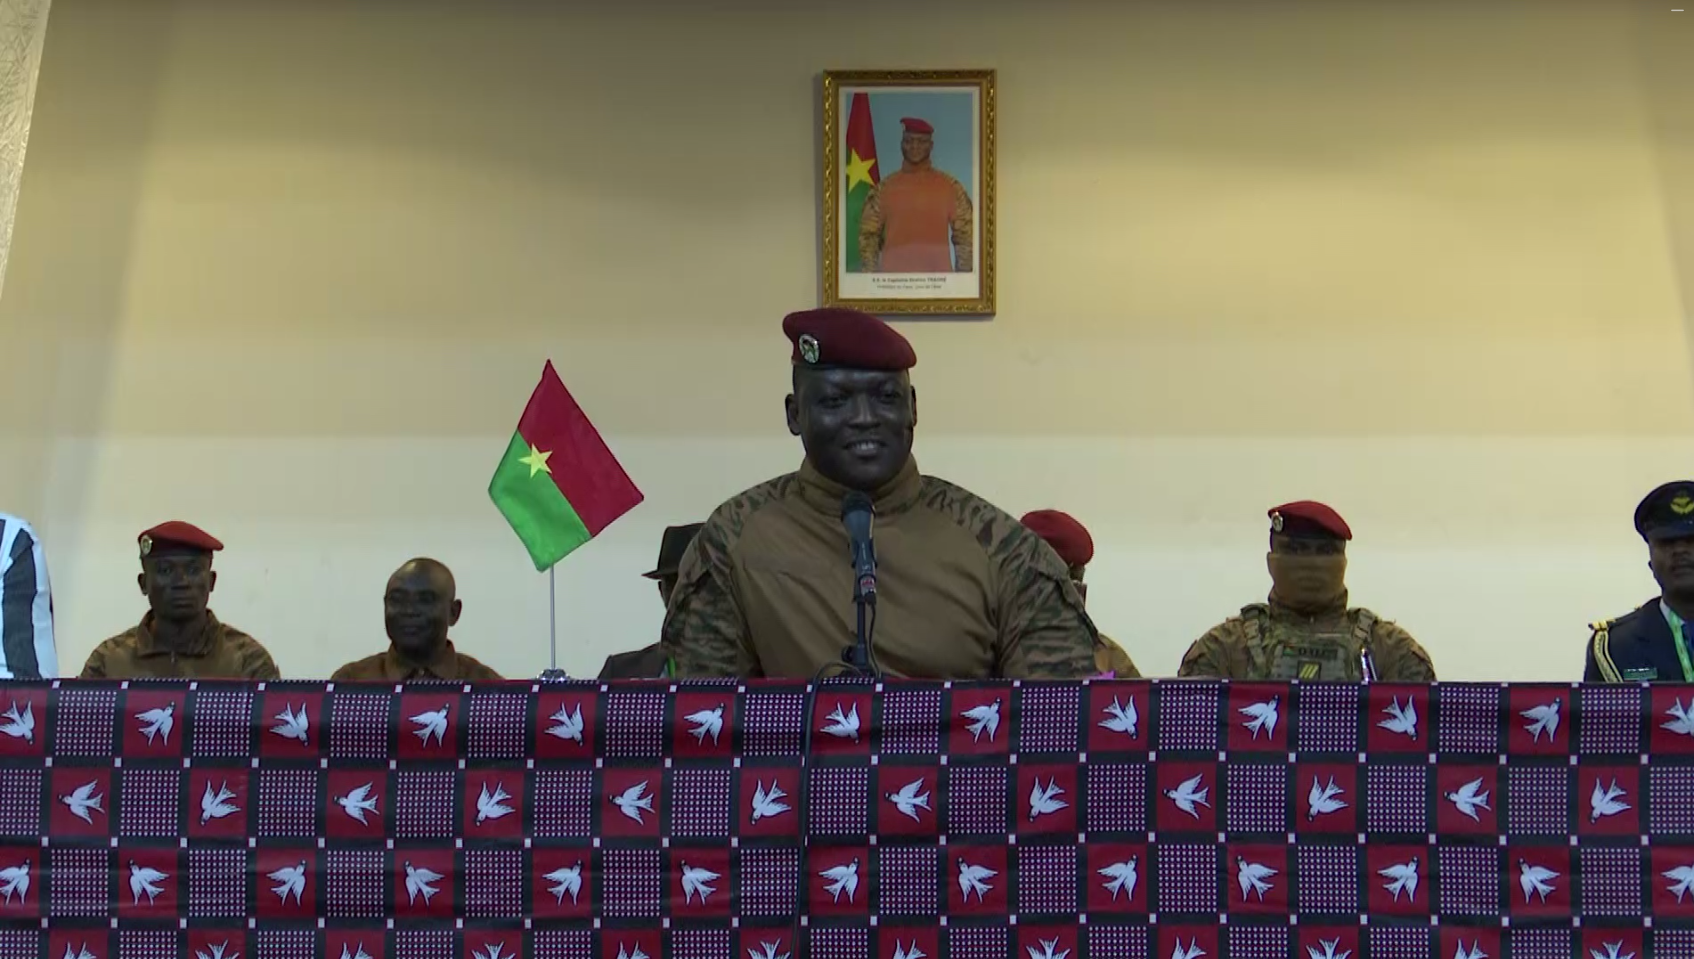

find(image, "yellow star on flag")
[845,149,877,191]
[518,444,553,478]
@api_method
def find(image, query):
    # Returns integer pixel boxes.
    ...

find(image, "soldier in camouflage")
[858,117,974,273]
[1178,501,1435,682]
[1019,509,1141,677]
[79,521,281,680]
[660,307,1098,680]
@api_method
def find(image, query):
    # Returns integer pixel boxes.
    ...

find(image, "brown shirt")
[661,457,1099,680]
[1178,595,1436,682]
[80,611,280,680]
[331,640,503,683]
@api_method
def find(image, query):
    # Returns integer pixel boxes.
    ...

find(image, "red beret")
[900,117,933,135]
[1268,501,1351,541]
[1021,509,1094,567]
[139,520,224,557]
[783,308,916,371]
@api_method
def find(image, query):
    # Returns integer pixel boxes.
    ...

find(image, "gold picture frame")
[821,69,996,316]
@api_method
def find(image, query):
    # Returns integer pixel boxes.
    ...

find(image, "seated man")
[1178,501,1434,681]
[598,522,703,679]
[661,307,1098,679]
[81,521,280,680]
[1,512,57,679]
[1586,480,1694,681]
[333,558,502,682]
[1019,509,1140,677]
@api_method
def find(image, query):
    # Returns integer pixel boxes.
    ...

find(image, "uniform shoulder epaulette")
[1590,619,1613,635]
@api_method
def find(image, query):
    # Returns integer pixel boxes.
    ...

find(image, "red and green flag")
[843,91,881,273]
[488,361,643,570]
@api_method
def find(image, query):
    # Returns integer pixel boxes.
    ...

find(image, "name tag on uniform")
[1288,645,1341,662]
[1623,667,1659,680]
[1297,661,1322,679]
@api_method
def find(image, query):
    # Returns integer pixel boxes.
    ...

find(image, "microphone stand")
[843,565,878,678]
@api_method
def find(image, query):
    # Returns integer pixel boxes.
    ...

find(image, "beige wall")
[2,0,1693,680]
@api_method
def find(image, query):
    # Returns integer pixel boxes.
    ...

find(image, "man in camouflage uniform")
[660,307,1098,680]
[858,117,974,273]
[598,523,702,679]
[1178,501,1435,681]
[80,521,281,680]
[1585,480,1694,682]
[1019,509,1140,677]
[332,557,502,682]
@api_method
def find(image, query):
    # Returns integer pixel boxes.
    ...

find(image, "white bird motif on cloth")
[891,943,927,959]
[1520,698,1561,742]
[685,705,725,745]
[750,780,790,823]
[1165,774,1211,819]
[1239,696,1279,740]
[885,777,931,821]
[680,862,720,904]
[136,704,174,745]
[821,702,860,741]
[544,862,583,904]
[614,946,649,959]
[200,781,240,824]
[546,703,585,743]
[1236,856,1277,902]
[194,941,239,959]
[1663,698,1694,738]
[1453,941,1489,959]
[1377,696,1418,737]
[127,860,167,905]
[1025,937,1070,959]
[1028,778,1068,821]
[269,703,309,743]
[403,861,442,905]
[61,945,96,959]
[1590,777,1631,822]
[0,701,34,743]
[1664,863,1694,902]
[336,783,380,825]
[475,782,515,824]
[1170,938,1206,959]
[1306,939,1351,959]
[1445,777,1492,821]
[962,701,1001,743]
[957,859,997,902]
[1098,856,1138,901]
[1378,857,1418,901]
[0,861,28,903]
[1098,696,1138,737]
[746,941,790,959]
[268,861,306,906]
[1307,775,1347,820]
[471,943,514,959]
[819,859,859,903]
[59,781,104,824]
[1517,859,1559,903]
[612,780,655,824]
[1589,943,1635,959]
[337,945,374,959]
[410,705,449,747]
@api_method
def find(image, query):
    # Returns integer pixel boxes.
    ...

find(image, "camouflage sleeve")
[234,636,282,681]
[78,641,110,680]
[1372,621,1435,682]
[1094,634,1142,679]
[1177,623,1240,678]
[950,177,974,272]
[858,186,884,270]
[990,525,1098,680]
[660,508,760,679]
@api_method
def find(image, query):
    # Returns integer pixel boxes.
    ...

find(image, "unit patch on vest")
[1287,645,1341,662]
[1297,661,1322,680]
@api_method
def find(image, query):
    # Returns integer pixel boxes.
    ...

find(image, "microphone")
[841,492,878,605]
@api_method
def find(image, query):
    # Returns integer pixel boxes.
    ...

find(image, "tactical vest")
[1238,604,1377,681]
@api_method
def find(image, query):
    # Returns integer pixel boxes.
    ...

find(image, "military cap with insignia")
[1020,510,1095,568]
[1268,501,1352,540]
[642,523,705,580]
[782,307,916,372]
[1634,480,1694,541]
[138,520,224,558]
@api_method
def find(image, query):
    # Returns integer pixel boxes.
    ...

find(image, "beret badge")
[798,333,821,365]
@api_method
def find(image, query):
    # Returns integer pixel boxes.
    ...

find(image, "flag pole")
[548,564,558,672]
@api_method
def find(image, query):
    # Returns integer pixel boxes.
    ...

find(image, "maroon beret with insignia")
[782,308,916,372]
[1268,501,1352,541]
[139,520,224,557]
[1021,509,1095,567]
[900,117,934,135]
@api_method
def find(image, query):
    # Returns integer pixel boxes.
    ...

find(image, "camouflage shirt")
[1095,632,1141,678]
[331,640,502,683]
[79,610,280,680]
[1178,595,1435,682]
[661,457,1099,680]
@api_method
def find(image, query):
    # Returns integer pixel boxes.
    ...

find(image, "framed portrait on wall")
[821,69,996,316]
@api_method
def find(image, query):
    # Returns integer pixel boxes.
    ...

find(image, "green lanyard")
[1664,603,1694,682]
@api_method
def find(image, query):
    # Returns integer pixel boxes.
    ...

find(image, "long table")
[0,677,1685,958]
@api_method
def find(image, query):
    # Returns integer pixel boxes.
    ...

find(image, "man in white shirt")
[0,513,56,679]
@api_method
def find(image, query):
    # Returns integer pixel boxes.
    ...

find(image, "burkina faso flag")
[488,360,643,570]
[843,91,880,273]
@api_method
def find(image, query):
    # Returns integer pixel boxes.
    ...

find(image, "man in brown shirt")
[660,308,1098,680]
[598,523,702,679]
[332,557,502,682]
[1019,509,1141,677]
[80,521,280,680]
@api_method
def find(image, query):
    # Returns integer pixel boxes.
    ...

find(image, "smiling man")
[1587,481,1694,682]
[660,307,1098,680]
[332,558,502,682]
